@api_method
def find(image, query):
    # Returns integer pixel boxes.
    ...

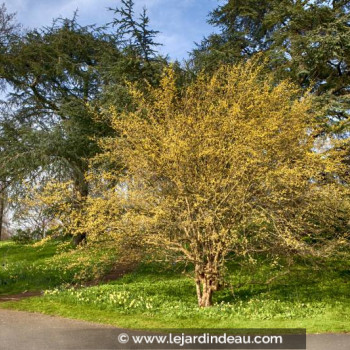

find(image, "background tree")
[90,61,348,307]
[0,3,20,239]
[110,0,161,62]
[0,3,166,241]
[0,17,115,242]
[192,1,350,124]
[101,0,166,107]
[0,3,21,76]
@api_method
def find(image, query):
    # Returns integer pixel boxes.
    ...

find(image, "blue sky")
[5,0,222,60]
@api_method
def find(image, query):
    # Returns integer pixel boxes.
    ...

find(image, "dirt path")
[0,291,42,302]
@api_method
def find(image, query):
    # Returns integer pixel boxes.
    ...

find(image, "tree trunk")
[73,233,86,246]
[0,184,5,241]
[72,167,88,246]
[195,264,217,307]
[0,191,4,241]
[196,279,214,307]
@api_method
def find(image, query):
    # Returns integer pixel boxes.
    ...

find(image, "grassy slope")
[0,241,349,333]
[0,240,117,295]
[0,240,60,294]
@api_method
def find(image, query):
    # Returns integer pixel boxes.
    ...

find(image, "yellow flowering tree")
[22,180,87,242]
[91,61,348,307]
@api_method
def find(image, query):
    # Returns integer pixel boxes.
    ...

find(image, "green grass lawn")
[0,239,118,295]
[0,240,349,333]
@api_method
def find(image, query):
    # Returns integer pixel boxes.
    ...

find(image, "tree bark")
[0,190,4,241]
[73,233,86,246]
[72,167,88,246]
[0,183,6,241]
[195,264,217,307]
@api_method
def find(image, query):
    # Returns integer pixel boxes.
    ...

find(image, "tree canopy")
[76,61,349,306]
[192,0,350,124]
